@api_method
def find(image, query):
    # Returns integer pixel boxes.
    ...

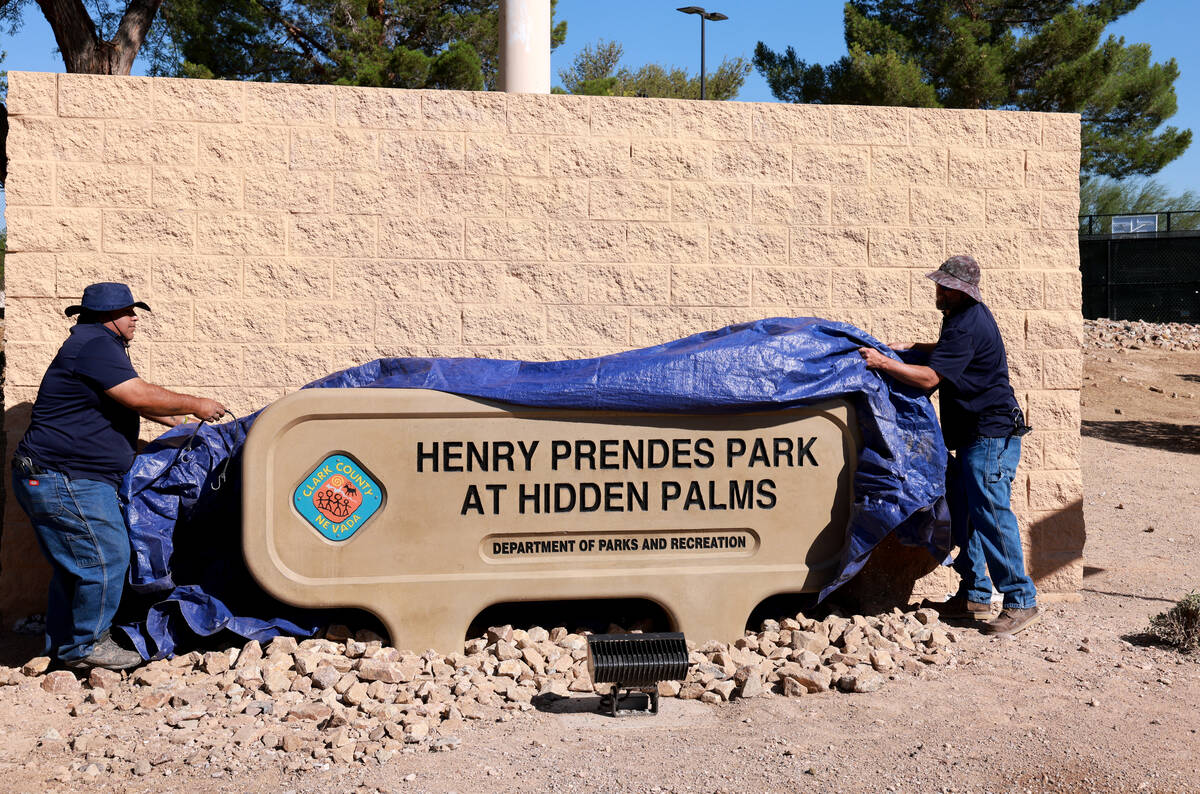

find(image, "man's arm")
[889,342,937,354]
[106,378,226,422]
[858,347,942,390]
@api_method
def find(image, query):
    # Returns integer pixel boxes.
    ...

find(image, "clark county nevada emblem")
[294,454,383,541]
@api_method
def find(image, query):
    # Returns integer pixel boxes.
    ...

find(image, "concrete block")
[245,258,333,299]
[548,220,628,262]
[4,298,75,341]
[1037,432,1081,471]
[136,297,193,342]
[1043,271,1081,310]
[419,89,506,131]
[153,255,242,297]
[550,137,632,178]
[630,140,712,181]
[462,306,546,345]
[909,108,986,148]
[1025,152,1080,191]
[1041,113,1081,152]
[793,145,869,185]
[379,132,464,173]
[948,149,1025,188]
[590,96,673,137]
[150,343,243,386]
[423,174,509,218]
[709,224,787,265]
[872,147,947,186]
[831,269,909,309]
[1026,390,1080,431]
[104,121,197,165]
[5,162,54,206]
[630,307,714,345]
[5,342,62,386]
[199,126,289,167]
[466,134,549,176]
[194,300,285,342]
[986,111,1041,149]
[154,77,245,122]
[332,172,419,215]
[334,259,421,302]
[671,265,751,306]
[985,270,1043,309]
[6,208,101,253]
[154,167,244,210]
[243,344,334,386]
[869,309,942,346]
[508,178,589,219]
[910,187,984,227]
[289,214,376,258]
[380,215,463,259]
[508,93,589,135]
[790,227,868,268]
[3,253,57,297]
[285,302,364,343]
[986,190,1041,229]
[625,221,706,263]
[6,71,57,116]
[751,184,830,225]
[1006,351,1043,391]
[588,264,670,305]
[465,219,548,260]
[1028,470,1083,511]
[752,268,830,307]
[57,253,150,296]
[945,230,1022,269]
[590,180,671,221]
[245,82,335,124]
[1042,349,1082,389]
[671,100,751,141]
[1026,311,1082,350]
[545,306,629,345]
[335,86,420,128]
[1019,231,1078,270]
[1041,191,1080,231]
[375,304,462,345]
[868,228,944,268]
[198,212,285,256]
[752,103,830,143]
[831,106,908,145]
[671,182,751,222]
[244,168,330,213]
[59,74,151,118]
[7,117,103,162]
[832,186,909,226]
[992,310,1027,350]
[290,128,378,170]
[711,142,791,182]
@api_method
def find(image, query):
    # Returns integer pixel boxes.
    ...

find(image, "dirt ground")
[0,347,1196,793]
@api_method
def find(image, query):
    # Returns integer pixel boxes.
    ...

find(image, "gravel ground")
[0,335,1196,793]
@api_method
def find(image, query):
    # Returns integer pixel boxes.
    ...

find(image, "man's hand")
[858,347,892,370]
[192,398,226,423]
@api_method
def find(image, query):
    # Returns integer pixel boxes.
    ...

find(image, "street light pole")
[677,6,728,100]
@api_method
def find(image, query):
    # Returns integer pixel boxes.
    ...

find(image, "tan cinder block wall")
[1,72,1083,620]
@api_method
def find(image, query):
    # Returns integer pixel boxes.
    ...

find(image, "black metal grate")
[586,632,689,687]
[1079,233,1200,323]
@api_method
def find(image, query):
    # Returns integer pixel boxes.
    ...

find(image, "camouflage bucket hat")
[926,254,982,302]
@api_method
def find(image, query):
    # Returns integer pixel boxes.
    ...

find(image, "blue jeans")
[947,436,1037,609]
[10,467,131,662]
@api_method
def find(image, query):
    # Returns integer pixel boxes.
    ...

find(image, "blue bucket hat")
[64,282,152,317]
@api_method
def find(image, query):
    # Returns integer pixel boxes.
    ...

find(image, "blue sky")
[2,0,1198,227]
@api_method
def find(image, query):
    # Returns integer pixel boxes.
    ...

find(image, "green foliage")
[1147,592,1200,653]
[1079,177,1200,232]
[754,1,1191,180]
[557,39,750,100]
[146,0,567,90]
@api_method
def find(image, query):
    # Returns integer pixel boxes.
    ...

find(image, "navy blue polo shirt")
[926,301,1019,450]
[16,323,141,486]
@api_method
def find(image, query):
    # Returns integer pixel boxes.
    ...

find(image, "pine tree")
[556,39,750,100]
[753,1,1191,180]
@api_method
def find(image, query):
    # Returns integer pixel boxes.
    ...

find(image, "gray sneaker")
[982,606,1041,637]
[65,634,144,671]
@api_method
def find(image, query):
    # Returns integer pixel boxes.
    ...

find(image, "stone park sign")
[243,389,861,652]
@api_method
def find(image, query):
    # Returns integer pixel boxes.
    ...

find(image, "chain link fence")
[1078,231,1200,323]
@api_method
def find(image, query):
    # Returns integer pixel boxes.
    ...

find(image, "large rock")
[88,667,121,690]
[22,657,51,677]
[785,668,832,694]
[357,660,404,683]
[41,670,81,694]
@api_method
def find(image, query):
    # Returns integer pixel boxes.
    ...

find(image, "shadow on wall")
[0,400,54,626]
[843,500,1085,613]
[1082,419,1200,455]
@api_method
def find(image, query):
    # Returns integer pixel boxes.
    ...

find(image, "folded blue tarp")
[119,317,950,658]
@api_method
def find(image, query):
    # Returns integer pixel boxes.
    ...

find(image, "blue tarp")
[119,317,950,659]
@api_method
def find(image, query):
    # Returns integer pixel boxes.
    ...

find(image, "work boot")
[65,633,144,672]
[982,606,1041,637]
[923,594,993,622]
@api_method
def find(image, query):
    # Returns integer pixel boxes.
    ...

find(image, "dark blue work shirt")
[16,323,141,486]
[926,301,1019,450]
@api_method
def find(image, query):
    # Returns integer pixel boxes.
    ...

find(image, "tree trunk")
[35,0,164,75]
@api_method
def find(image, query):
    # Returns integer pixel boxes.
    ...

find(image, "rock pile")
[2,608,958,779]
[1085,318,1200,351]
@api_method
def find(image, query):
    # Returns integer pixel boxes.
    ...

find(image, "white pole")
[498,0,551,94]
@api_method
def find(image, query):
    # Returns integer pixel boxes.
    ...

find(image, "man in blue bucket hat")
[857,256,1040,638]
[12,283,227,670]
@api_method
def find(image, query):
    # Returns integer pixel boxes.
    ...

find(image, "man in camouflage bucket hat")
[857,255,1040,637]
